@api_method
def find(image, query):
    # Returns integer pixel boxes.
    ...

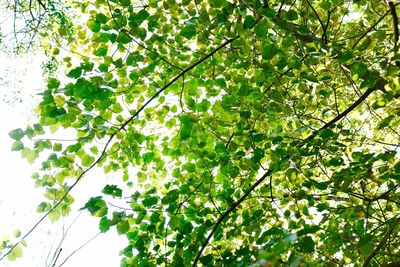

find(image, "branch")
[362,219,398,267]
[0,36,238,262]
[389,1,399,65]
[192,81,382,265]
[352,8,392,49]
[192,5,393,264]
[58,233,100,267]
[118,36,239,131]
[191,169,274,267]
[37,0,46,9]
[106,0,183,71]
[301,78,386,144]
[51,248,62,267]
[305,0,327,43]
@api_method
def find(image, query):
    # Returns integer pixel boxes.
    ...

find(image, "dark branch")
[118,36,239,131]
[0,36,238,262]
[305,0,327,43]
[37,0,46,9]
[192,80,383,265]
[352,8,392,49]
[51,248,62,267]
[192,169,274,267]
[362,219,398,267]
[389,1,399,66]
[301,78,386,144]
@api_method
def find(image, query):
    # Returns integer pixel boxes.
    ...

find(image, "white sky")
[0,45,125,267]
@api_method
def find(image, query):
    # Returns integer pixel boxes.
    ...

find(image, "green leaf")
[119,0,131,7]
[9,128,24,140]
[81,196,108,217]
[143,151,155,164]
[243,16,256,29]
[116,32,132,44]
[117,220,130,234]
[260,8,277,18]
[130,9,150,26]
[181,221,193,234]
[95,13,108,24]
[209,0,226,8]
[49,209,61,223]
[179,117,192,140]
[37,202,50,212]
[67,67,82,79]
[297,236,315,253]
[7,244,23,261]
[47,78,60,89]
[73,78,95,99]
[252,148,265,163]
[21,148,37,164]
[142,196,158,207]
[95,47,108,57]
[377,115,395,129]
[102,184,123,197]
[328,156,343,167]
[11,141,24,151]
[200,254,213,265]
[180,25,196,39]
[87,20,101,32]
[297,225,320,236]
[99,216,111,233]
[82,154,96,167]
[263,43,279,60]
[99,33,111,42]
[161,190,179,205]
[254,20,268,38]
[13,229,21,238]
[318,128,334,139]
[285,10,298,21]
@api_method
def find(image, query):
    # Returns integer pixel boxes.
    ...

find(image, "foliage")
[0,0,73,53]
[2,0,400,266]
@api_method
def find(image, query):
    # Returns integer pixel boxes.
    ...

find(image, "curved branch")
[192,81,383,265]
[0,36,238,262]
[352,8,392,49]
[362,219,398,267]
[192,169,274,267]
[305,0,327,43]
[58,232,100,267]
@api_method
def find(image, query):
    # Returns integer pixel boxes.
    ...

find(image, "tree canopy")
[1,0,400,266]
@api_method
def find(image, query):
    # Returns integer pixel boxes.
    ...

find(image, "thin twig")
[192,79,385,266]
[51,248,62,267]
[352,8,393,49]
[362,219,398,267]
[58,233,100,267]
[305,0,327,43]
[0,36,238,262]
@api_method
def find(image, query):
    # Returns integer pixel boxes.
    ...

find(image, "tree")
[1,0,400,266]
[0,0,72,53]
